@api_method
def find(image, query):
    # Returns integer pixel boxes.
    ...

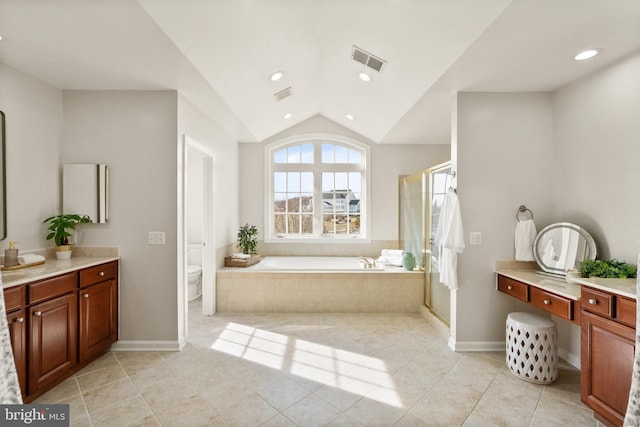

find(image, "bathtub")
[249,256,385,271]
[217,256,424,313]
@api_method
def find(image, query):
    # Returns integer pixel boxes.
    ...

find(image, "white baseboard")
[448,339,505,352]
[110,340,182,352]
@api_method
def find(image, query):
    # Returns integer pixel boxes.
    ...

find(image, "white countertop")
[1,256,119,289]
[496,269,637,300]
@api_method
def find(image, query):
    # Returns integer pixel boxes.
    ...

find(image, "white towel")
[231,253,251,259]
[381,249,404,258]
[376,256,403,267]
[18,254,46,265]
[515,219,537,261]
[434,190,465,289]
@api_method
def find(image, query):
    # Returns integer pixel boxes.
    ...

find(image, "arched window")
[265,134,369,242]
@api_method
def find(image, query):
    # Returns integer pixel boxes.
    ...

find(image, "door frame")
[178,135,216,348]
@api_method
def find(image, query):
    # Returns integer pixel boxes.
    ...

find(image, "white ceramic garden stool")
[506,312,558,384]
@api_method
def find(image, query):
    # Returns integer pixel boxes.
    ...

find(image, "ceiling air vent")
[351,46,386,72]
[274,87,292,102]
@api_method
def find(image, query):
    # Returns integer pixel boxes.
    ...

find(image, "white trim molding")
[110,340,184,352]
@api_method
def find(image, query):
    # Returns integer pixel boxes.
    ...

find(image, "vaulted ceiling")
[1,0,639,144]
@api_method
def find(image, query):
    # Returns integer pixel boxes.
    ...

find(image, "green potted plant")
[43,214,91,259]
[237,223,258,255]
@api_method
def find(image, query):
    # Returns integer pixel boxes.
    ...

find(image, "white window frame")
[265,133,371,244]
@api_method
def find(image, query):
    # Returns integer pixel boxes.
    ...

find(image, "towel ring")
[516,205,533,222]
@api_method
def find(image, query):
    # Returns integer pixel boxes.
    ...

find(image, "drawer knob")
[543,299,551,305]
[34,311,42,317]
[507,285,513,290]
[98,271,105,277]
[83,293,89,298]
[588,298,598,305]
[15,317,24,323]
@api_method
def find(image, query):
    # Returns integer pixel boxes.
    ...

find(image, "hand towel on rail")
[514,219,537,261]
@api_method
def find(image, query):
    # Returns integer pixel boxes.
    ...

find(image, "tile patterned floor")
[35,301,596,426]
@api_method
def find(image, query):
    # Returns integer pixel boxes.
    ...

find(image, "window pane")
[348,214,361,234]
[274,149,287,163]
[335,145,348,163]
[287,196,300,213]
[322,172,334,191]
[274,214,286,233]
[348,149,361,164]
[323,214,335,234]
[322,144,334,163]
[274,172,286,192]
[301,172,313,192]
[287,145,301,163]
[335,172,348,191]
[349,172,361,192]
[301,144,314,163]
[301,215,313,233]
[274,193,287,212]
[301,194,313,212]
[288,173,300,192]
[287,214,300,234]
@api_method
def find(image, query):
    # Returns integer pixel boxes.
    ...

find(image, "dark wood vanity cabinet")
[2,260,118,402]
[79,262,118,363]
[581,286,636,427]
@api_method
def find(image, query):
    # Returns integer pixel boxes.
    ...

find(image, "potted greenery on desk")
[43,214,91,259]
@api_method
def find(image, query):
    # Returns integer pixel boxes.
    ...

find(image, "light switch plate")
[470,232,482,245]
[148,231,165,245]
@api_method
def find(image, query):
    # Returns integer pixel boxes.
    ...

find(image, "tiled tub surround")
[216,267,424,313]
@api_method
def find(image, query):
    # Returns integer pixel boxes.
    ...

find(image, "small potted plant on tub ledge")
[43,213,91,259]
[225,223,261,267]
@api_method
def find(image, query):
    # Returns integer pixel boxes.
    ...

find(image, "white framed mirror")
[533,222,597,275]
[63,164,109,223]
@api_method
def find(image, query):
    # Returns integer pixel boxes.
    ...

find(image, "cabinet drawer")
[497,275,528,302]
[582,287,615,319]
[618,296,636,328]
[4,285,25,312]
[80,261,118,288]
[28,272,78,304]
[530,286,573,320]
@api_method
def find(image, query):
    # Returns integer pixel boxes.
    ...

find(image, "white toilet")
[187,264,202,301]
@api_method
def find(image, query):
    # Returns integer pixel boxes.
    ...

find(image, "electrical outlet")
[148,231,165,245]
[470,232,482,245]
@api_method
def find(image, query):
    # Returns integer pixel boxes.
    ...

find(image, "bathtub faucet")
[359,257,375,268]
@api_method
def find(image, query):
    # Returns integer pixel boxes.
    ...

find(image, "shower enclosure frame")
[399,161,452,326]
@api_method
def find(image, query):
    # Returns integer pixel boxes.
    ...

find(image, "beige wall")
[239,115,450,257]
[553,50,640,262]
[454,92,555,350]
[63,90,179,343]
[0,64,63,249]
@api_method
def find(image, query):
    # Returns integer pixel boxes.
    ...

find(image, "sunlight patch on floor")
[211,322,403,407]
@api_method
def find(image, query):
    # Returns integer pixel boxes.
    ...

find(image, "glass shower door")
[426,163,452,326]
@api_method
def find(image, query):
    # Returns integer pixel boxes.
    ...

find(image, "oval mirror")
[533,222,597,275]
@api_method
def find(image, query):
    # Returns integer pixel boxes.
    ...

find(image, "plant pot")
[56,245,72,260]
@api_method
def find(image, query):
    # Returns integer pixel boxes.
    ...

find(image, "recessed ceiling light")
[346,114,355,121]
[358,72,371,82]
[574,49,599,61]
[284,113,292,120]
[270,71,284,81]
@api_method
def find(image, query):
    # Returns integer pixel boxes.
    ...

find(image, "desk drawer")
[28,272,78,304]
[618,296,636,328]
[80,261,118,288]
[3,285,25,312]
[582,286,615,319]
[497,275,528,302]
[530,286,573,320]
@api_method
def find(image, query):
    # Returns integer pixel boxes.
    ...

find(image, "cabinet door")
[6,308,27,396]
[79,279,117,363]
[29,292,78,395]
[581,310,635,427]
